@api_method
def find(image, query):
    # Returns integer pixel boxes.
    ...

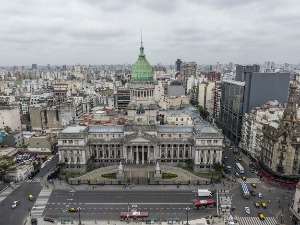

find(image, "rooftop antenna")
[244,49,247,66]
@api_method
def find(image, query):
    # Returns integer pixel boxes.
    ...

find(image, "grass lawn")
[162,173,178,179]
[101,173,117,179]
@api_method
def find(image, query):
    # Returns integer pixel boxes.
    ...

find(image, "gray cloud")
[0,0,299,66]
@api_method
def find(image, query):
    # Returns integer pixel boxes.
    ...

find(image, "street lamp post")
[78,208,81,225]
[185,207,190,225]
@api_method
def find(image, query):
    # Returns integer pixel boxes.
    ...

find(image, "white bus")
[235,163,244,174]
[241,183,250,199]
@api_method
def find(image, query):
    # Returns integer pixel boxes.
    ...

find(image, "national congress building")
[57,42,224,173]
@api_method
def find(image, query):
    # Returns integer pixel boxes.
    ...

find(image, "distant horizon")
[1,61,300,68]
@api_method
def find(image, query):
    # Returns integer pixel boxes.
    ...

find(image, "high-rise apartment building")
[31,64,37,70]
[219,65,290,145]
[175,59,182,72]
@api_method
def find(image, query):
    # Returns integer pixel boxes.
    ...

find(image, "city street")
[0,182,42,225]
[223,145,294,224]
[43,190,216,221]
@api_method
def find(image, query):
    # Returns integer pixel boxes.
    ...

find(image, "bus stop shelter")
[144,217,158,224]
[166,217,180,224]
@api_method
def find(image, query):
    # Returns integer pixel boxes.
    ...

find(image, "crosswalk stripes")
[237,216,278,225]
[0,186,15,203]
[237,178,261,184]
[31,188,53,217]
[27,178,41,183]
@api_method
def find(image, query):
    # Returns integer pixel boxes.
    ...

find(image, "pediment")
[128,137,152,143]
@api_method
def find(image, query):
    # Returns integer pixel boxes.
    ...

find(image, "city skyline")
[1,0,300,66]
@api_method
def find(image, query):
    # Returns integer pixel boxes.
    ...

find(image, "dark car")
[44,217,55,223]
[250,190,256,196]
[249,168,255,173]
[31,218,37,225]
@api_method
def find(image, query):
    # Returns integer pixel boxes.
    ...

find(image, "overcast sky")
[1,0,300,66]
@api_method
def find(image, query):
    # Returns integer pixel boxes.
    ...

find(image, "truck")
[193,199,217,209]
[197,189,213,197]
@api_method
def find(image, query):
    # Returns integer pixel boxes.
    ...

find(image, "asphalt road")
[35,154,59,180]
[223,146,294,223]
[0,182,42,225]
[0,155,58,225]
[44,190,216,221]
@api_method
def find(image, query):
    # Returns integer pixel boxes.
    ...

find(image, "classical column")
[136,146,139,164]
[130,146,133,163]
[123,146,127,163]
[177,145,179,159]
[108,145,111,158]
[171,145,174,158]
[142,146,144,164]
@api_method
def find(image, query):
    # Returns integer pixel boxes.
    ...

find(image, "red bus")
[193,199,217,209]
[120,212,149,220]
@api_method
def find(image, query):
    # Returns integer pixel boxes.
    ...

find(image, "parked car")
[254,202,260,208]
[249,168,255,173]
[258,193,263,198]
[250,190,256,196]
[234,173,240,177]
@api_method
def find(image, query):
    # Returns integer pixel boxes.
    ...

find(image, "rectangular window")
[68,140,73,144]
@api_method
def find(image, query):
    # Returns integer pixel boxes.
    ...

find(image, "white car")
[12,200,20,209]
[245,206,251,214]
[258,193,263,198]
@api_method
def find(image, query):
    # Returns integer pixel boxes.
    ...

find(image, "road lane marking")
[85,203,193,205]
[67,199,73,201]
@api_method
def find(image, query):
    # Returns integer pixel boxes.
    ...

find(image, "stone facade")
[57,105,223,174]
[260,76,300,178]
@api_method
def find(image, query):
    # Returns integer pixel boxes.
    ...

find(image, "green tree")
[213,162,224,173]
[199,106,209,119]
[4,126,12,133]
[190,100,199,107]
[0,155,15,176]
[25,112,31,122]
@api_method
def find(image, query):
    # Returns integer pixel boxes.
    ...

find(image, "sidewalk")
[25,217,226,225]
[50,178,238,192]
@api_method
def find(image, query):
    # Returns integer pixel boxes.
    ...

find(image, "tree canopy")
[0,155,15,174]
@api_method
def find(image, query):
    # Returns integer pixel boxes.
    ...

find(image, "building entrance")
[133,150,148,164]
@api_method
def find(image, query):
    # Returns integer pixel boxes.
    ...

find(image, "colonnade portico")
[130,89,154,98]
[124,145,155,164]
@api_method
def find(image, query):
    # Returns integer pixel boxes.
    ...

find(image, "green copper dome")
[131,42,153,83]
